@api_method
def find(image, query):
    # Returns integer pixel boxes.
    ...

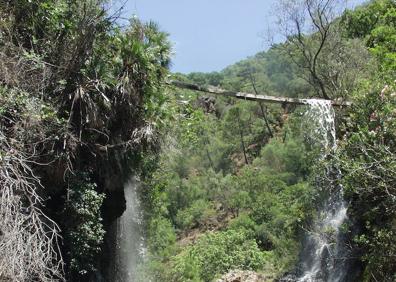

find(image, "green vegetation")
[336,1,396,280]
[0,0,170,280]
[343,0,396,77]
[63,173,105,278]
[143,1,396,281]
[339,80,396,281]
[143,99,321,280]
[0,0,395,281]
[171,229,268,282]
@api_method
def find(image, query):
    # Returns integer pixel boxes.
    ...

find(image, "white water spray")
[303,99,337,153]
[111,177,146,282]
[297,100,348,282]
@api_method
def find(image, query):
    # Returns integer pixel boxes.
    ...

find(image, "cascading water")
[296,100,349,282]
[109,177,146,282]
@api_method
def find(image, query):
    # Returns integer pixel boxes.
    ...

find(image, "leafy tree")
[342,0,396,77]
[275,0,371,99]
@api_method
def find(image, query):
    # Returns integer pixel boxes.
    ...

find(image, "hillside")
[143,1,396,281]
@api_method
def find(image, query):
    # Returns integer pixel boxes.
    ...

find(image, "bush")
[339,81,396,280]
[170,230,267,282]
[147,216,177,258]
[175,199,215,229]
[227,213,257,236]
[63,174,105,278]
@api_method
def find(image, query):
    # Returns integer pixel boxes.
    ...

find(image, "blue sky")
[122,0,367,74]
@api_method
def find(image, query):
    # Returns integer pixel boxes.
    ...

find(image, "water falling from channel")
[297,100,348,282]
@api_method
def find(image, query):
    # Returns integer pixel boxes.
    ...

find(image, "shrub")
[171,230,267,282]
[63,174,105,278]
[147,216,177,258]
[175,199,214,229]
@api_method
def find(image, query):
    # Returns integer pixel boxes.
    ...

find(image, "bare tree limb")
[0,132,64,281]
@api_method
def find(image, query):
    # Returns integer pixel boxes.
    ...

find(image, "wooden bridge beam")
[167,80,352,107]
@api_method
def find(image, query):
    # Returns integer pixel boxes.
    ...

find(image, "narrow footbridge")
[167,80,352,107]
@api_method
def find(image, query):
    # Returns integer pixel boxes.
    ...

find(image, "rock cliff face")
[94,156,131,281]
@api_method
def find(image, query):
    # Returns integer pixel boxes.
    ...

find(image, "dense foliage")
[335,1,396,280]
[143,1,396,281]
[143,102,319,281]
[143,50,335,279]
[63,173,105,278]
[0,0,170,280]
[339,81,396,281]
[171,229,268,282]
[337,55,396,281]
[343,0,396,77]
[0,0,395,281]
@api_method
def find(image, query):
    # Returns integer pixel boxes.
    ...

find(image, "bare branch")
[0,132,64,281]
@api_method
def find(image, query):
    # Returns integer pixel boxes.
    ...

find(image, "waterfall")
[109,177,146,282]
[296,100,348,282]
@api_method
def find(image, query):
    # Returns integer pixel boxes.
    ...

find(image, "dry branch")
[0,132,64,281]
